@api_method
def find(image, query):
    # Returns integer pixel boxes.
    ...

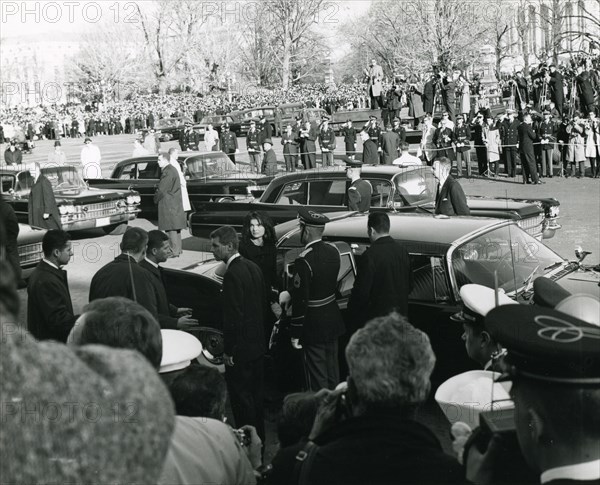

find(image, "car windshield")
[156,119,178,128]
[186,154,236,178]
[200,116,221,124]
[451,224,565,296]
[391,168,436,206]
[43,166,87,190]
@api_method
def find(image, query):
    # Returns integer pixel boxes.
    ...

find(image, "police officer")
[318,115,336,167]
[361,116,381,165]
[451,284,517,371]
[537,109,556,178]
[341,119,357,159]
[500,109,520,178]
[466,296,600,484]
[454,115,472,177]
[247,120,262,173]
[282,208,345,391]
[346,158,372,212]
[220,123,238,163]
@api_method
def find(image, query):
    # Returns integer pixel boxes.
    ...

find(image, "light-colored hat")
[159,329,203,373]
[452,284,518,324]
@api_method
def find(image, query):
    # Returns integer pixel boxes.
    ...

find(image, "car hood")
[553,267,600,298]
[53,187,132,204]
[466,197,542,217]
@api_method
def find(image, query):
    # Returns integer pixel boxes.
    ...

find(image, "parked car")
[86,151,274,220]
[330,108,422,142]
[17,223,46,281]
[154,116,193,141]
[193,115,242,140]
[237,104,326,135]
[188,164,561,240]
[162,211,597,385]
[1,165,141,234]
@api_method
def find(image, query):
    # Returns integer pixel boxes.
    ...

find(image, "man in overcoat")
[155,153,186,256]
[28,162,61,230]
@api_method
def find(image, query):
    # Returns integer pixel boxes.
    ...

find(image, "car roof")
[114,151,226,167]
[323,212,504,246]
[269,164,426,183]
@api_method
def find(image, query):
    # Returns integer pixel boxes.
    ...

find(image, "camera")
[233,428,251,447]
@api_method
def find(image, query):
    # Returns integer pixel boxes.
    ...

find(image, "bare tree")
[135,1,207,94]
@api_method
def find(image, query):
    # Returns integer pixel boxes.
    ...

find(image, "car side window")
[366,179,392,208]
[409,254,451,303]
[308,180,346,206]
[15,172,34,194]
[119,163,141,180]
[277,181,307,205]
[138,162,160,179]
[337,252,355,297]
[1,175,15,194]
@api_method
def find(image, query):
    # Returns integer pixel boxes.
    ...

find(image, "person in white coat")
[168,148,191,213]
[80,138,102,179]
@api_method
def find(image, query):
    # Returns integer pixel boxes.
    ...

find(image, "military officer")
[454,115,472,177]
[361,116,381,165]
[282,208,345,391]
[341,119,357,159]
[536,109,556,178]
[246,120,262,173]
[451,284,518,371]
[220,123,238,163]
[346,158,373,212]
[433,113,456,161]
[500,109,520,177]
[282,123,299,172]
[466,297,600,484]
[392,117,406,156]
[178,122,193,152]
[318,116,336,167]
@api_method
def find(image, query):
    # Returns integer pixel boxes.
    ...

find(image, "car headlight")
[133,195,141,204]
[59,205,68,215]
[126,195,135,205]
[549,206,559,217]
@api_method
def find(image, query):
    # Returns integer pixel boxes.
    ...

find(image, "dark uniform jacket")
[139,259,178,329]
[89,254,159,320]
[454,125,471,152]
[222,256,266,363]
[247,129,261,152]
[318,126,336,151]
[259,122,273,143]
[347,178,372,212]
[154,164,186,231]
[500,119,520,148]
[434,126,455,157]
[423,79,436,113]
[261,148,278,176]
[299,411,465,485]
[221,131,238,152]
[392,125,406,144]
[342,126,357,151]
[0,199,21,281]
[27,260,75,343]
[435,176,470,216]
[4,148,22,165]
[28,175,61,230]
[537,120,557,150]
[348,236,413,329]
[281,132,299,154]
[362,125,381,165]
[576,71,595,106]
[290,241,345,345]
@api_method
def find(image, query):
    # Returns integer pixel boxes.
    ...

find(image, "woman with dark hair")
[239,211,279,341]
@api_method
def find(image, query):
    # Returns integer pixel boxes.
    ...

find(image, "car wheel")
[103,222,128,235]
[214,196,234,203]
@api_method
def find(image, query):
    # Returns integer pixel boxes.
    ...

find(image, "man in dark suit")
[518,113,540,184]
[433,157,470,216]
[0,199,21,282]
[27,230,75,342]
[89,227,159,320]
[210,225,266,442]
[281,208,345,391]
[341,119,357,159]
[348,212,413,331]
[379,124,400,165]
[548,65,564,117]
[423,73,437,115]
[261,139,278,176]
[247,121,262,172]
[258,116,272,143]
[4,141,23,165]
[139,230,198,330]
[155,152,186,256]
[220,123,238,163]
[27,162,61,230]
[442,71,457,121]
[281,123,299,171]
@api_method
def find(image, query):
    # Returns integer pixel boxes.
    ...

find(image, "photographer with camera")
[286,313,464,484]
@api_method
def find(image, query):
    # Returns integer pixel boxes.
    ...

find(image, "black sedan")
[87,151,273,220]
[193,115,242,139]
[162,212,598,385]
[188,164,561,240]
[154,116,193,142]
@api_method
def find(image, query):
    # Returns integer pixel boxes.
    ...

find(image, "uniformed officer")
[341,119,357,159]
[454,115,472,177]
[361,116,381,165]
[451,284,518,371]
[346,158,373,212]
[282,208,345,391]
[466,297,600,484]
[500,109,520,177]
[246,120,262,173]
[537,109,556,178]
[392,117,406,155]
[318,115,336,167]
[220,123,238,163]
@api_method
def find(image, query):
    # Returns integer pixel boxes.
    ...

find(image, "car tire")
[103,222,128,235]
